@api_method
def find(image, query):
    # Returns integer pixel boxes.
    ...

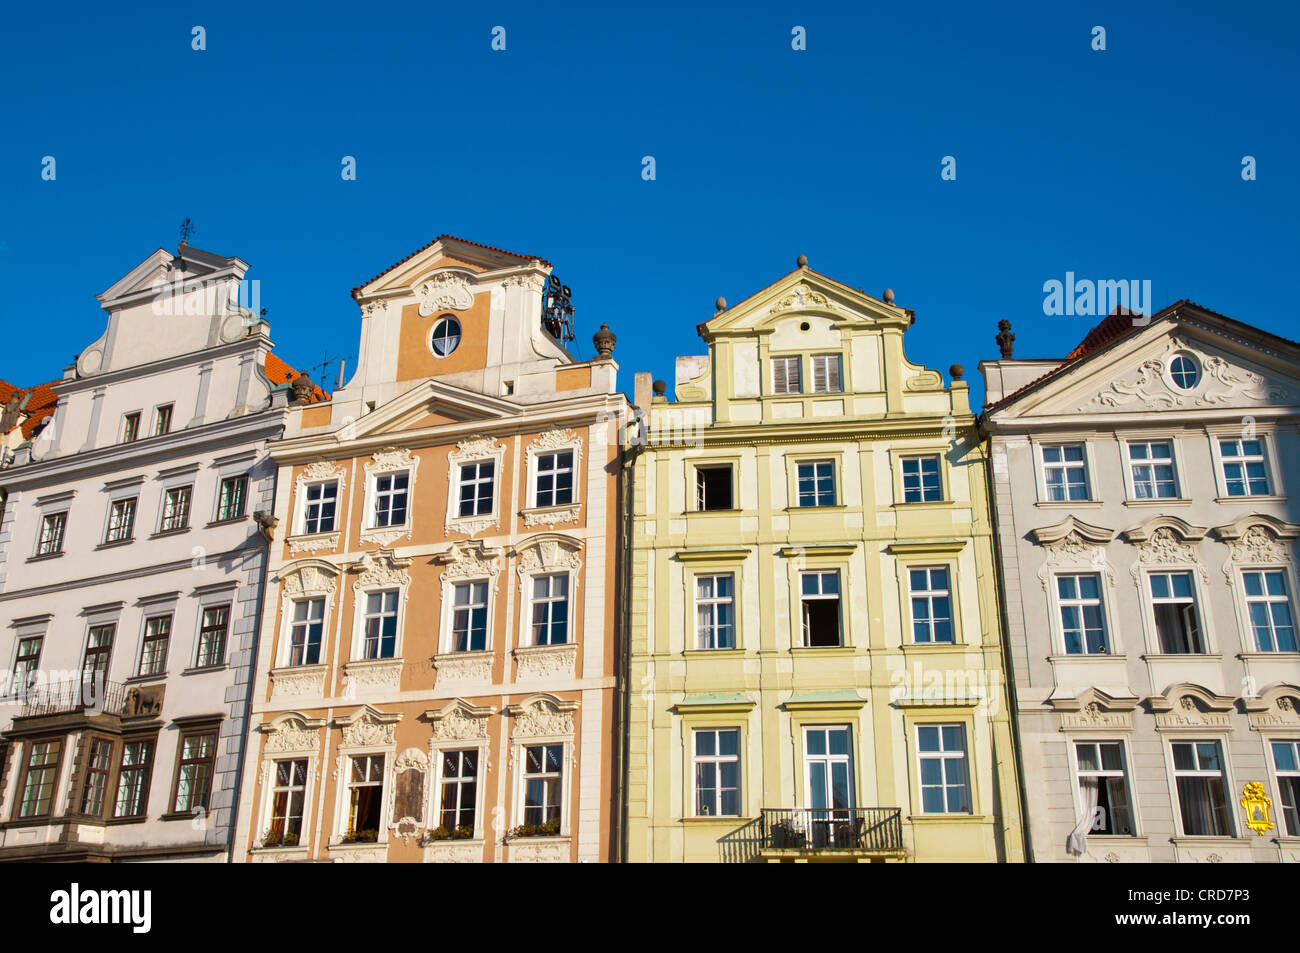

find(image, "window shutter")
[827,356,841,392]
[812,357,827,393]
[773,358,787,394]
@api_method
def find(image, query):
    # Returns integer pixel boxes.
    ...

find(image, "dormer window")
[431,316,462,357]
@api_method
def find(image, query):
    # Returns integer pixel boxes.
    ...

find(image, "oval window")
[1169,353,1200,390]
[431,316,462,357]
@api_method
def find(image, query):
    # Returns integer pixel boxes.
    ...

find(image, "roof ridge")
[350,234,552,296]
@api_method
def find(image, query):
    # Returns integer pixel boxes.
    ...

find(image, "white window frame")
[1239,567,1299,653]
[253,715,323,850]
[810,353,843,394]
[442,578,493,654]
[692,727,742,817]
[1207,426,1284,500]
[134,598,178,678]
[444,438,505,536]
[532,450,574,509]
[34,510,68,557]
[801,724,855,810]
[1269,739,1300,838]
[907,564,956,645]
[333,749,392,845]
[523,431,584,519]
[799,570,843,648]
[694,572,737,650]
[361,448,419,543]
[1050,572,1113,656]
[103,496,138,544]
[1123,438,1183,501]
[158,485,193,533]
[1068,738,1138,837]
[898,453,944,504]
[914,723,971,815]
[1039,442,1092,502]
[354,587,403,661]
[795,459,836,508]
[431,747,482,835]
[1168,738,1236,838]
[285,596,328,667]
[300,480,340,536]
[215,473,250,522]
[1142,569,1211,655]
[371,471,411,529]
[1214,435,1274,498]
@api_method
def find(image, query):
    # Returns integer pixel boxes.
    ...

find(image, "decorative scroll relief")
[1131,527,1207,584]
[1248,694,1300,730]
[389,747,428,841]
[350,550,413,596]
[1059,702,1133,730]
[516,537,583,577]
[1154,695,1233,730]
[509,696,577,739]
[529,428,580,454]
[1080,338,1288,412]
[514,644,578,681]
[1037,532,1115,591]
[339,709,398,748]
[330,847,388,863]
[508,840,570,863]
[438,541,504,583]
[343,659,403,694]
[423,843,482,863]
[287,532,341,555]
[416,272,474,315]
[769,284,835,315]
[263,717,322,754]
[522,505,582,529]
[297,460,346,496]
[502,273,547,293]
[270,666,327,699]
[366,447,417,475]
[432,652,494,684]
[1229,526,1289,566]
[904,369,943,391]
[282,563,338,600]
[428,703,492,742]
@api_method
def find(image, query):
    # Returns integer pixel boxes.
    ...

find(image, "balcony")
[760,808,904,860]
[12,679,131,720]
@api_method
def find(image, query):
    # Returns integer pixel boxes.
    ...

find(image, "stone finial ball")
[715,297,727,311]
[883,288,895,304]
[652,379,667,396]
[950,364,965,380]
[796,254,808,268]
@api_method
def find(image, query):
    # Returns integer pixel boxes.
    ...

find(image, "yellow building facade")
[622,263,1025,862]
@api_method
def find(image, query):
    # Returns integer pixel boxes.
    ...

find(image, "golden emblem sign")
[1240,782,1273,836]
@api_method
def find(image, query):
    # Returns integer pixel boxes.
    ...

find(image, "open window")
[694,464,733,511]
[1148,572,1204,654]
[800,571,842,647]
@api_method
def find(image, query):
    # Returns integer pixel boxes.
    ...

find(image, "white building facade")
[981,302,1300,863]
[0,244,313,861]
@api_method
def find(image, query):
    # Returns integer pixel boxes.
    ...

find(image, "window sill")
[785,504,847,512]
[150,527,192,539]
[1214,495,1285,505]
[1048,653,1126,662]
[181,663,228,676]
[1170,835,1246,845]
[26,551,64,563]
[1238,651,1300,660]
[95,538,135,550]
[791,645,854,656]
[680,815,752,825]
[684,648,746,658]
[1085,834,1147,844]
[206,515,249,528]
[104,815,148,826]
[285,531,341,554]
[906,813,989,824]
[1122,498,1190,507]
[124,672,168,685]
[901,641,964,652]
[160,810,206,822]
[1034,500,1101,508]
[1141,653,1222,661]
[250,845,309,857]
[686,508,744,516]
[894,499,949,508]
[520,503,582,528]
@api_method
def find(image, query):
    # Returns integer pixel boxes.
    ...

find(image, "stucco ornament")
[350,549,412,596]
[340,709,397,747]
[416,272,474,315]
[1228,526,1288,566]
[509,696,577,738]
[264,717,321,754]
[1084,360,1179,410]
[1037,532,1114,591]
[769,284,834,314]
[429,701,492,741]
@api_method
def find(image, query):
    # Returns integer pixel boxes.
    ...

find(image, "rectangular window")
[373,471,410,527]
[172,729,217,814]
[153,404,173,437]
[270,759,308,843]
[105,498,137,543]
[694,464,733,511]
[1272,741,1300,837]
[196,605,229,668]
[138,614,171,676]
[796,461,836,507]
[1172,741,1233,836]
[695,574,736,650]
[12,636,42,698]
[347,754,385,839]
[451,582,489,652]
[456,462,494,518]
[1243,570,1297,652]
[361,591,399,659]
[535,451,573,507]
[19,740,62,818]
[80,739,114,816]
[800,571,842,647]
[1148,572,1204,654]
[112,740,154,818]
[1042,444,1090,501]
[810,354,842,393]
[694,729,740,817]
[160,486,192,532]
[83,623,115,684]
[289,598,325,666]
[523,744,563,827]
[910,567,954,644]
[772,356,801,395]
[917,724,970,814]
[804,726,854,810]
[900,455,942,503]
[36,512,67,556]
[530,574,570,646]
[1074,741,1134,835]
[439,750,478,832]
[122,412,141,443]
[217,475,248,521]
[1219,438,1272,497]
[1058,574,1108,655]
[303,481,338,534]
[1128,441,1179,499]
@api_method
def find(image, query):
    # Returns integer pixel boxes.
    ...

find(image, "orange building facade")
[232,237,628,862]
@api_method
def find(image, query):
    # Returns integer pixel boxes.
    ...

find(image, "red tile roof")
[350,235,552,296]
[0,379,60,440]
[263,354,330,403]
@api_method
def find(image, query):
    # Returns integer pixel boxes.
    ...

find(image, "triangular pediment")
[1002,312,1300,420]
[700,268,909,338]
[331,379,520,442]
[97,247,247,308]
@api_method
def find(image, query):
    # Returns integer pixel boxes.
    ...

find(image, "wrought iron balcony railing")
[760,808,903,852]
[13,678,129,719]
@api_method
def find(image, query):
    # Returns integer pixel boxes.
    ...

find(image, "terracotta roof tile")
[351,234,552,296]
[264,354,330,403]
[1,379,60,440]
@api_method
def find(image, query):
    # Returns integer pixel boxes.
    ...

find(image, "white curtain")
[1068,778,1100,856]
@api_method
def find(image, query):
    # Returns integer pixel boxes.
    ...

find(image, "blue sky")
[2,0,1296,408]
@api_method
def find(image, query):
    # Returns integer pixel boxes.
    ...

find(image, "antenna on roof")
[309,351,352,392]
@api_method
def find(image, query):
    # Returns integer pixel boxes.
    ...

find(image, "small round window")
[431,316,462,357]
[1169,353,1200,390]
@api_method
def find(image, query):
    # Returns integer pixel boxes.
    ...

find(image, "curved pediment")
[1212,513,1300,542]
[1145,682,1236,714]
[1029,516,1116,545]
[1120,515,1207,543]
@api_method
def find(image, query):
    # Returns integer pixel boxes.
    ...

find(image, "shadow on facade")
[717,818,765,863]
